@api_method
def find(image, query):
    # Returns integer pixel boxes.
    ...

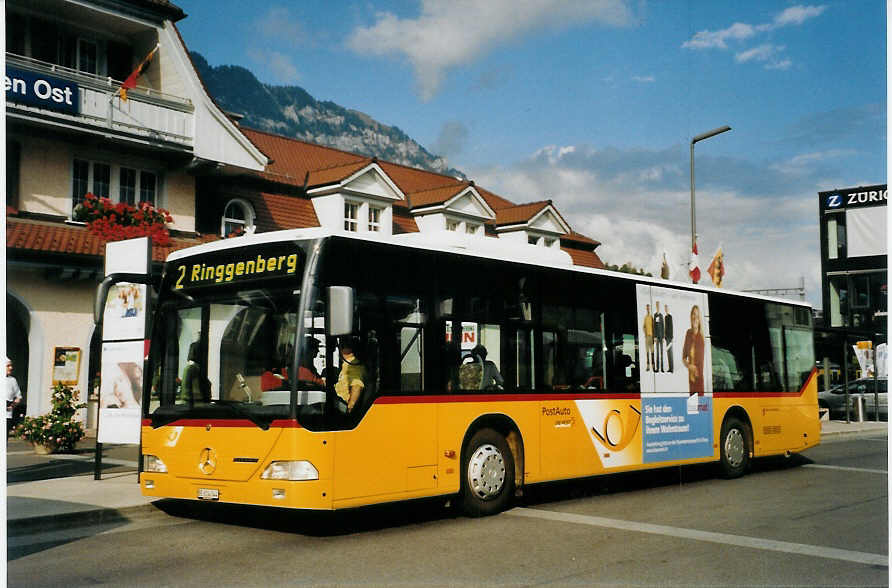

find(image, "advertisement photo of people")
[637,284,713,463]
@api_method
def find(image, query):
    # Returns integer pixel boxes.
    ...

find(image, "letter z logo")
[826,194,842,209]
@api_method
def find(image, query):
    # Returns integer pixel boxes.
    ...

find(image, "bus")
[101,228,819,516]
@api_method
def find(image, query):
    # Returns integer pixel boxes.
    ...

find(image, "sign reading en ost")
[5,66,79,115]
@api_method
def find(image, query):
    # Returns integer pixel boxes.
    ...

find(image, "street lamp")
[690,125,731,252]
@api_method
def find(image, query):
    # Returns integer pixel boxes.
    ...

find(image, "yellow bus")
[110,229,819,516]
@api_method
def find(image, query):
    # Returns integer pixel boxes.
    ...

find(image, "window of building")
[368,206,382,232]
[78,38,98,75]
[466,223,479,235]
[73,159,159,210]
[344,201,359,232]
[528,235,538,245]
[446,219,459,232]
[221,199,255,237]
[119,167,156,206]
[73,159,112,205]
[140,171,157,206]
[119,167,136,205]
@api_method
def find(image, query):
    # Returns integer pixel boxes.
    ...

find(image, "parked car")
[818,378,887,420]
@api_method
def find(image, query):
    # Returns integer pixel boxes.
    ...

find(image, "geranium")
[15,383,87,452]
[73,192,173,247]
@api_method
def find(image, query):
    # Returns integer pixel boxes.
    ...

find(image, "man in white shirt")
[6,357,24,430]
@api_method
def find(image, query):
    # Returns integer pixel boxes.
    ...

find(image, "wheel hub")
[468,444,506,500]
[724,428,745,468]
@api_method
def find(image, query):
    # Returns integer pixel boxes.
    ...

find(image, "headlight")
[143,454,168,473]
[261,460,318,481]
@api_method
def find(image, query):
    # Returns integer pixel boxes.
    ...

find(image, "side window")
[602,281,640,393]
[710,296,755,393]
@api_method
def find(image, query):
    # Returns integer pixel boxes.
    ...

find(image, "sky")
[175,1,887,309]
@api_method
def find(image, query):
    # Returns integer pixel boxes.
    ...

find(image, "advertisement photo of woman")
[682,305,705,395]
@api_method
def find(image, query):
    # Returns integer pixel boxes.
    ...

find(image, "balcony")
[6,53,194,150]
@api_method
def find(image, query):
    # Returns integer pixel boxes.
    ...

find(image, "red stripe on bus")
[373,392,641,404]
[141,418,300,428]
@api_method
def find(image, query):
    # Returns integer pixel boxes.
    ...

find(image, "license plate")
[197,488,219,501]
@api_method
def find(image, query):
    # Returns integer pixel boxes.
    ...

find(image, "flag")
[660,251,670,280]
[689,241,701,283]
[118,44,159,101]
[707,246,725,287]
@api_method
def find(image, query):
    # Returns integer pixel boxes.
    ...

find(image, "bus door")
[329,295,437,504]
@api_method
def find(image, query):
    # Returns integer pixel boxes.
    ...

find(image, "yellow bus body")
[140,372,819,509]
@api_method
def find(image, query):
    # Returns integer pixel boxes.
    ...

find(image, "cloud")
[252,6,306,46]
[469,142,838,306]
[247,49,301,84]
[774,5,827,27]
[682,4,827,70]
[430,121,470,159]
[682,22,756,50]
[735,44,791,69]
[631,75,655,83]
[347,0,635,101]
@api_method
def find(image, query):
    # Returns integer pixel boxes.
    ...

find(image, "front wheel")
[460,428,515,517]
[719,416,750,479]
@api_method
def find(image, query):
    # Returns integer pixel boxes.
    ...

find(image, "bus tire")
[719,416,750,479]
[460,428,515,517]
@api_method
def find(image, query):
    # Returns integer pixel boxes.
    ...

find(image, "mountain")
[190,52,464,178]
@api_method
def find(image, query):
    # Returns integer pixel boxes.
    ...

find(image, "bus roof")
[165,227,813,309]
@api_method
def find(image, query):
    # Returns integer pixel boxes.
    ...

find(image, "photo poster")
[102,283,148,341]
[636,284,713,463]
[52,346,81,385]
[99,237,151,446]
[98,340,143,445]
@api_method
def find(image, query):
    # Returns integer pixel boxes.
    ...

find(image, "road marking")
[804,464,887,475]
[507,507,888,567]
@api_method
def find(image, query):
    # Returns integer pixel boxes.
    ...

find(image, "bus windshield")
[148,287,301,428]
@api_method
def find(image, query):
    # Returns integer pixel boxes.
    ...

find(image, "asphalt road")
[8,434,888,586]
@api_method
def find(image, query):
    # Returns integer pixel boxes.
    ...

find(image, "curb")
[7,502,161,537]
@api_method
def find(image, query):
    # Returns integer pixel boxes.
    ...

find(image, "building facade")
[818,184,887,334]
[6,0,605,423]
[6,0,267,418]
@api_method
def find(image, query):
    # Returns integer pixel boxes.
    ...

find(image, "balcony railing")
[6,53,194,148]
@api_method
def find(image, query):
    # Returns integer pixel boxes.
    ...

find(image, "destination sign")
[171,248,302,291]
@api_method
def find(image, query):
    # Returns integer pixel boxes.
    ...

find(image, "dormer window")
[466,223,479,235]
[446,220,459,231]
[222,198,255,237]
[344,201,359,232]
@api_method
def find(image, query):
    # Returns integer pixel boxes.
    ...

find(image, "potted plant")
[73,192,174,247]
[15,383,87,454]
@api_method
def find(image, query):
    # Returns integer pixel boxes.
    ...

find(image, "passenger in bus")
[682,305,705,395]
[298,337,325,388]
[335,337,366,413]
[471,345,503,390]
[181,341,210,403]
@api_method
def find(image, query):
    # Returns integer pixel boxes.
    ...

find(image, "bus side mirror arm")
[94,273,156,325]
[326,286,354,337]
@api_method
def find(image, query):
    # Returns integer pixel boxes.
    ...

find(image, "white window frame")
[344,201,360,232]
[368,205,383,232]
[72,158,161,213]
[221,198,256,237]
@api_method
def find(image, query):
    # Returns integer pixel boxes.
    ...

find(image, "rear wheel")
[719,416,749,478]
[460,428,515,517]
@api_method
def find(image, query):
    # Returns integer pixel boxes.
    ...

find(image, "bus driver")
[335,337,366,413]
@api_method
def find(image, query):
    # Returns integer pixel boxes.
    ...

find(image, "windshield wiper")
[210,399,272,430]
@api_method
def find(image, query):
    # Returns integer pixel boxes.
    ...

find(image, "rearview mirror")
[326,286,354,337]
